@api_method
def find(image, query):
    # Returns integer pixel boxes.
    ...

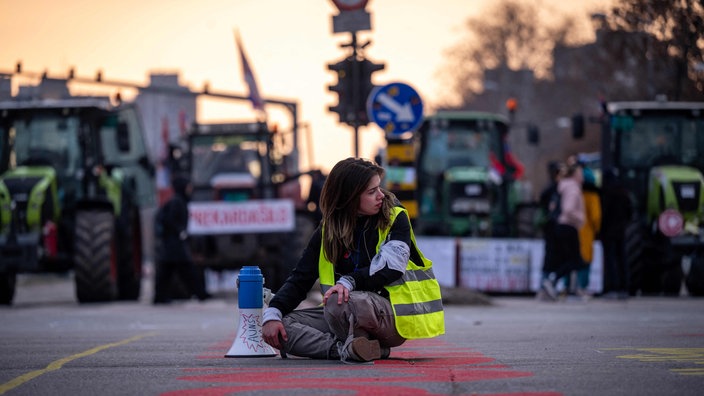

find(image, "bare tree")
[437,0,583,108]
[604,0,704,99]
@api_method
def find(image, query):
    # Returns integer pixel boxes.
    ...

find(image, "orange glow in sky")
[0,0,611,172]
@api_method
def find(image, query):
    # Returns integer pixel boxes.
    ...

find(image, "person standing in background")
[153,174,211,304]
[600,168,634,299]
[542,159,585,300]
[575,165,601,298]
[537,161,562,301]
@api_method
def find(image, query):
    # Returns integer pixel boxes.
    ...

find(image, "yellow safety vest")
[319,207,445,339]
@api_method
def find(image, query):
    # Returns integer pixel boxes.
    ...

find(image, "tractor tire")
[116,203,142,300]
[661,261,683,296]
[74,210,118,303]
[685,255,704,296]
[624,221,646,296]
[0,271,17,305]
[639,233,680,296]
[639,245,664,295]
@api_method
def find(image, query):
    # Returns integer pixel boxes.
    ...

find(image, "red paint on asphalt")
[168,338,561,396]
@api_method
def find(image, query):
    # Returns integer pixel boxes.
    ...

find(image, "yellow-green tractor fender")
[0,166,59,233]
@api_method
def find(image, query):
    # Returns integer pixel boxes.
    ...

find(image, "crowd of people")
[537,155,633,301]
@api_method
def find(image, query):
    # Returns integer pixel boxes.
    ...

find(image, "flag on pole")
[234,30,266,119]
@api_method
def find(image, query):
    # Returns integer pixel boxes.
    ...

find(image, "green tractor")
[594,101,704,296]
[181,122,320,293]
[384,110,534,238]
[0,80,156,304]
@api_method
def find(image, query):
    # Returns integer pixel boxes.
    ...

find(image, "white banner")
[459,238,536,293]
[415,236,457,288]
[188,200,295,235]
[457,238,603,293]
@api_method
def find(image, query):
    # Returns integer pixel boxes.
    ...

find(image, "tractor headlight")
[680,184,695,199]
[451,198,491,214]
[464,184,483,196]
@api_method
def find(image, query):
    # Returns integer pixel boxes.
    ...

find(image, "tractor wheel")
[74,210,118,303]
[0,271,17,305]
[638,233,680,296]
[116,204,142,300]
[685,254,704,296]
[639,245,665,295]
[624,221,646,296]
[661,255,684,296]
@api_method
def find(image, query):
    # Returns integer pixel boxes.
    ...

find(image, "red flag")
[234,30,266,119]
[160,117,170,161]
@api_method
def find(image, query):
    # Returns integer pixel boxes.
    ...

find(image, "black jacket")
[156,178,191,262]
[269,209,415,316]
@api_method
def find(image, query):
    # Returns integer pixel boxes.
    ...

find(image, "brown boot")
[338,337,381,363]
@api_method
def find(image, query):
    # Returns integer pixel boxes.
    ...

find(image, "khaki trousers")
[281,291,406,359]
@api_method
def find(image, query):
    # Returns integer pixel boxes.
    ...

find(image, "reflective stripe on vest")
[319,206,445,339]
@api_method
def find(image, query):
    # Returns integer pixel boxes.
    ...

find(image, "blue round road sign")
[367,82,424,135]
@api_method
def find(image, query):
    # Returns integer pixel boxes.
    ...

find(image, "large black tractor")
[0,85,155,304]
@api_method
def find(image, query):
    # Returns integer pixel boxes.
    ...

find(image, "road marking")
[604,347,704,376]
[0,332,157,395]
[175,338,561,395]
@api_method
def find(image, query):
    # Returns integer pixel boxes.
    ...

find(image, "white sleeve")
[369,240,410,275]
[262,307,282,324]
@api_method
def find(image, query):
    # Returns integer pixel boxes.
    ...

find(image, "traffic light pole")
[327,21,384,159]
[341,32,378,158]
[351,32,360,158]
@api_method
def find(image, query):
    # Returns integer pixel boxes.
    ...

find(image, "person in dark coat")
[600,168,633,298]
[536,161,561,300]
[153,174,210,304]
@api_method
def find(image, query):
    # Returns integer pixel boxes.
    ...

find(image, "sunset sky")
[1,0,612,172]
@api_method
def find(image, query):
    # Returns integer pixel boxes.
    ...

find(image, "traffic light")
[506,97,518,122]
[527,123,540,145]
[572,113,585,139]
[357,58,385,126]
[327,57,354,123]
[328,56,385,126]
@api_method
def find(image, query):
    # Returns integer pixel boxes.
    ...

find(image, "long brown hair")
[319,157,395,264]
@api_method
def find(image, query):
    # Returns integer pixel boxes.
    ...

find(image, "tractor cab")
[602,101,704,295]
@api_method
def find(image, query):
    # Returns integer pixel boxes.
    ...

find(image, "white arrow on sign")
[377,92,415,122]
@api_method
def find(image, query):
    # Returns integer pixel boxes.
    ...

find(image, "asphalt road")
[0,273,702,396]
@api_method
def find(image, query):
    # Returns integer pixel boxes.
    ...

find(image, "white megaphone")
[225,266,277,358]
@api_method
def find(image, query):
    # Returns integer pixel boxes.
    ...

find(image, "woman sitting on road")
[262,157,444,363]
